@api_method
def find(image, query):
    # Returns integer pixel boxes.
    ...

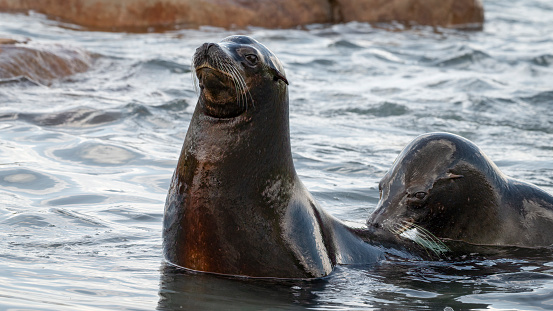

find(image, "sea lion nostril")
[205,43,216,55]
[197,43,216,56]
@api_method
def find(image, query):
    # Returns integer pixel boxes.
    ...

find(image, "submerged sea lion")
[367,132,553,249]
[163,35,383,279]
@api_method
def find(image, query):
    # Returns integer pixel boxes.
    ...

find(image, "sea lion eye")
[244,54,258,65]
[415,192,427,200]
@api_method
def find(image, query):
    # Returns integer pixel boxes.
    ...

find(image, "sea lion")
[367,132,553,249]
[163,35,383,279]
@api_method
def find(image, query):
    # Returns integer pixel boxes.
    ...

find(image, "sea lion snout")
[202,43,216,56]
[192,40,251,119]
[193,42,231,71]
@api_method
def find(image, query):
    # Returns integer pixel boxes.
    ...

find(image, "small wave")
[434,49,491,68]
[467,96,516,112]
[370,87,403,96]
[124,102,153,117]
[0,76,43,86]
[324,163,375,175]
[136,59,191,74]
[329,102,409,118]
[101,207,160,222]
[464,96,553,134]
[48,195,107,206]
[289,58,337,68]
[49,207,108,227]
[6,103,161,128]
[328,39,363,49]
[521,90,553,105]
[426,77,506,93]
[531,54,553,67]
[17,107,121,127]
[421,45,493,69]
[309,59,337,66]
[0,168,65,195]
[365,48,405,64]
[153,98,189,112]
[52,142,141,166]
[455,77,506,92]
[0,168,57,191]
[2,214,52,228]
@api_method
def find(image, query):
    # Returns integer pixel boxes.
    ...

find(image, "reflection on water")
[158,264,322,310]
[158,251,553,311]
[1,168,57,190]
[1,0,553,310]
[54,142,138,165]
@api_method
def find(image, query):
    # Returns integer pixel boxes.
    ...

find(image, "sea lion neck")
[178,81,296,209]
[165,79,305,277]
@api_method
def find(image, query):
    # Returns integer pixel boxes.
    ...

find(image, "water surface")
[1,1,553,310]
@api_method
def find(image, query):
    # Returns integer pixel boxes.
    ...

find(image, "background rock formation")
[335,0,484,28]
[0,40,92,84]
[0,0,484,31]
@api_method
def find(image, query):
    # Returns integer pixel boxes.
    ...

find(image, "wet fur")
[367,132,553,250]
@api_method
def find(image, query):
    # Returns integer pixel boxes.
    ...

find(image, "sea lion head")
[192,35,288,119]
[367,132,502,253]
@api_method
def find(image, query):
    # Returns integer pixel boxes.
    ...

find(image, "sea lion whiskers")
[208,52,250,111]
[388,223,403,236]
[219,61,243,110]
[192,55,199,95]
[386,220,449,257]
[385,219,412,236]
[402,221,450,256]
[388,222,435,257]
[224,63,254,110]
[223,62,251,111]
[192,50,253,112]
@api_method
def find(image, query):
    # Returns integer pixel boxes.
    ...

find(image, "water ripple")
[1,1,553,310]
[51,142,140,166]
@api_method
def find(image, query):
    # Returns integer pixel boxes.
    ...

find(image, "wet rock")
[0,39,91,84]
[0,38,20,45]
[0,0,331,30]
[334,0,484,29]
[0,0,483,31]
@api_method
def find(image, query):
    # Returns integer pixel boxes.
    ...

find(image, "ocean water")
[1,0,553,310]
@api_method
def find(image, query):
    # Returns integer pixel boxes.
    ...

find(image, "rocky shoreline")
[0,0,484,31]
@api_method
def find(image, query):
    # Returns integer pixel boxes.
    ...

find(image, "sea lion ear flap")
[437,172,464,182]
[271,68,289,85]
[446,172,464,179]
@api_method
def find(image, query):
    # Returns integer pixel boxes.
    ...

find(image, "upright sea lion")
[367,132,553,249]
[163,35,383,279]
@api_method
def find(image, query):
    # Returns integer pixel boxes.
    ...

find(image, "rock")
[0,0,484,31]
[0,0,331,30]
[0,39,92,84]
[334,0,484,29]
[0,38,20,45]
